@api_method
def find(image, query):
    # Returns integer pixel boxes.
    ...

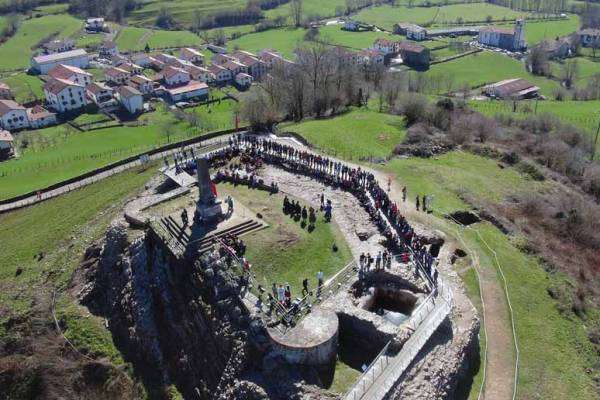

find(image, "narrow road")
[0,135,233,214]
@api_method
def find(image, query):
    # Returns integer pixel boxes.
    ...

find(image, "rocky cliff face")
[75,223,336,400]
[76,223,261,399]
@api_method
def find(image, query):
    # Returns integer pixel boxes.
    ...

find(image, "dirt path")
[377,169,516,400]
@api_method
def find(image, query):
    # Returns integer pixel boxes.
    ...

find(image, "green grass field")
[217,182,353,296]
[279,107,406,160]
[0,165,157,354]
[128,0,245,27]
[426,51,560,95]
[0,14,83,70]
[494,15,580,45]
[0,100,237,200]
[0,72,44,103]
[115,25,203,52]
[550,56,600,85]
[265,0,347,21]
[353,3,529,30]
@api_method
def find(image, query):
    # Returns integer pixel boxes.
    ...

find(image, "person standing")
[317,270,324,290]
[402,186,407,202]
[302,278,309,296]
[416,196,420,211]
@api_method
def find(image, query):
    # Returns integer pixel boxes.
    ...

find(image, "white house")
[232,51,267,79]
[131,53,153,68]
[185,65,212,83]
[0,100,29,130]
[43,78,87,113]
[100,41,119,58]
[578,28,600,47]
[26,105,57,129]
[259,50,284,68]
[162,66,190,87]
[119,62,143,76]
[344,19,360,31]
[118,86,143,114]
[407,26,427,41]
[208,64,232,84]
[180,48,205,65]
[0,82,12,100]
[104,67,130,85]
[48,64,92,87]
[85,17,106,32]
[0,130,15,158]
[86,82,114,106]
[129,75,154,95]
[223,59,247,77]
[166,81,209,103]
[31,49,89,74]
[43,39,75,54]
[373,38,397,55]
[235,73,253,88]
[358,49,385,65]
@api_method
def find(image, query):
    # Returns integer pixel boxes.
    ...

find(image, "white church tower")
[513,19,526,50]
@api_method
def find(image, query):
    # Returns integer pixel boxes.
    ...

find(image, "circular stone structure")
[268,308,339,365]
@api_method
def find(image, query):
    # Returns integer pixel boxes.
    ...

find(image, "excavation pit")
[363,287,419,326]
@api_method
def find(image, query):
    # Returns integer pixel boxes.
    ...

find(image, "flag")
[210,181,218,197]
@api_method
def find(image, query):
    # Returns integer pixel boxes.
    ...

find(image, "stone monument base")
[195,200,224,223]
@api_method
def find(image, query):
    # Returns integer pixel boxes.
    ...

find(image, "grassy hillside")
[0,14,83,70]
[426,51,560,95]
[128,0,246,27]
[0,72,44,103]
[0,100,237,200]
[279,108,406,160]
[115,25,203,52]
[353,3,529,30]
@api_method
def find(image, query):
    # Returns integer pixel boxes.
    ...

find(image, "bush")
[516,160,545,181]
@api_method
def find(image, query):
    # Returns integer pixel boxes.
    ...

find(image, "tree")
[527,45,550,76]
[240,87,280,131]
[560,59,579,89]
[290,0,303,27]
[156,6,175,29]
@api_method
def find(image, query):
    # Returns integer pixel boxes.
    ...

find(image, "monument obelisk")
[195,158,223,222]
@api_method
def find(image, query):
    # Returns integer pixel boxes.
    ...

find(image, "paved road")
[0,135,233,214]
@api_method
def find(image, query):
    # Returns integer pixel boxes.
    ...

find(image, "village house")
[180,48,205,65]
[185,65,212,83]
[111,54,130,66]
[43,39,75,55]
[0,100,29,130]
[165,80,209,103]
[0,130,14,159]
[578,28,600,48]
[31,49,89,74]
[85,17,107,32]
[129,75,154,95]
[232,51,267,79]
[104,67,130,85]
[207,44,227,54]
[373,38,398,55]
[259,50,283,68]
[130,53,153,68]
[208,64,232,84]
[407,25,427,41]
[235,72,253,88]
[86,82,114,106]
[161,66,191,87]
[154,53,185,68]
[0,82,12,100]
[43,78,87,113]
[478,19,526,51]
[484,78,540,99]
[536,37,574,59]
[26,105,57,129]
[48,64,92,87]
[357,49,385,66]
[343,19,360,31]
[119,62,143,76]
[117,86,143,114]
[213,53,237,65]
[100,41,119,59]
[394,22,420,35]
[397,41,430,68]
[223,59,248,77]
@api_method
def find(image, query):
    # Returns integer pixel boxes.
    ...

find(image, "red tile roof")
[48,64,92,80]
[43,77,83,95]
[0,99,25,116]
[0,130,14,141]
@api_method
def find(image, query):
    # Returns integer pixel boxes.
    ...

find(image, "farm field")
[0,100,237,200]
[115,25,203,52]
[128,0,245,27]
[0,72,44,103]
[353,3,530,30]
[426,51,560,95]
[0,14,83,70]
[279,107,406,160]
[550,56,600,85]
[265,0,347,21]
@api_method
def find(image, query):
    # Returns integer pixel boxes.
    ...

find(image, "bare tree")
[527,45,550,76]
[290,0,303,27]
[561,58,579,89]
